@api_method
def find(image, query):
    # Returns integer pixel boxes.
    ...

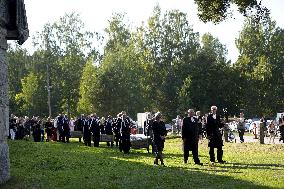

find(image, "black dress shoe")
[195,162,203,165]
[218,160,226,164]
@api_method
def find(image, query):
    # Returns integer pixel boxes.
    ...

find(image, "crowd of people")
[8,107,284,166]
[8,111,137,154]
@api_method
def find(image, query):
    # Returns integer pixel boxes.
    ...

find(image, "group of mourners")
[9,115,44,142]
[75,111,134,154]
[143,106,226,166]
[9,111,137,154]
[8,106,284,166]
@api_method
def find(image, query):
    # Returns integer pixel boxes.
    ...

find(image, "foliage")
[194,0,269,23]
[90,14,146,118]
[7,6,284,119]
[2,139,284,189]
[235,14,284,116]
[15,72,47,116]
[7,45,31,115]
[77,59,98,114]
[11,13,95,117]
[140,7,200,119]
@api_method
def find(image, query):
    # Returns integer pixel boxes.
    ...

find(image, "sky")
[22,0,284,63]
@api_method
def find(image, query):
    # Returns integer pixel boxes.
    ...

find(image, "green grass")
[2,137,284,189]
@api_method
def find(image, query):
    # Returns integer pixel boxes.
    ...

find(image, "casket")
[70,131,83,138]
[100,134,114,142]
[130,134,149,149]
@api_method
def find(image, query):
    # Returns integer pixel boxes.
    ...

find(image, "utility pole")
[46,63,52,117]
[45,27,52,118]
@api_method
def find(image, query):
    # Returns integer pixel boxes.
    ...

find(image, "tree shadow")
[2,140,280,189]
[215,162,284,171]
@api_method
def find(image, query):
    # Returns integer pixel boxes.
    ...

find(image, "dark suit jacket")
[182,117,199,150]
[206,114,223,148]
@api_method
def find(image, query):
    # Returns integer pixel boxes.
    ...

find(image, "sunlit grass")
[2,137,284,189]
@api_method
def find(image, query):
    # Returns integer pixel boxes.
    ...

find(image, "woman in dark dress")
[152,112,167,166]
[44,117,53,142]
[33,121,42,142]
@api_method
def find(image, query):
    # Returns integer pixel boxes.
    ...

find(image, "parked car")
[165,124,172,133]
[249,120,272,136]
[228,121,238,131]
[245,123,251,131]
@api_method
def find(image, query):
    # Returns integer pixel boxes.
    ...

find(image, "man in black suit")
[56,114,64,142]
[82,115,91,146]
[182,109,203,165]
[62,114,70,143]
[206,106,226,164]
[120,112,131,154]
[75,114,85,142]
[90,113,100,147]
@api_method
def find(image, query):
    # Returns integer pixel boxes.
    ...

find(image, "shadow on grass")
[1,140,279,189]
[215,162,284,171]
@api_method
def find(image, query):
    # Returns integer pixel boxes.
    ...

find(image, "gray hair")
[187,109,195,113]
[211,106,217,111]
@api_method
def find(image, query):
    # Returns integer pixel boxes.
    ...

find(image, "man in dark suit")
[90,113,100,147]
[62,114,70,143]
[206,106,226,164]
[105,115,114,147]
[144,113,155,153]
[182,109,203,165]
[56,114,64,142]
[75,114,85,142]
[120,112,131,154]
[82,115,91,146]
[114,113,122,148]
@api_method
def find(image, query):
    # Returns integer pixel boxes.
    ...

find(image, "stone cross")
[0,0,28,184]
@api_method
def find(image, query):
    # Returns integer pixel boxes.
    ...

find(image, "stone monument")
[0,0,28,184]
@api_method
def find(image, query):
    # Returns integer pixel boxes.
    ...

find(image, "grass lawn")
[2,137,284,189]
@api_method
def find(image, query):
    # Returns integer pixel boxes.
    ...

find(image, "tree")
[77,59,98,114]
[15,72,47,116]
[93,13,146,118]
[140,7,200,119]
[7,45,30,115]
[194,0,269,23]
[177,33,240,116]
[32,12,94,117]
[235,14,284,116]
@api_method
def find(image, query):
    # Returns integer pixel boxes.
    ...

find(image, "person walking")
[268,121,276,144]
[278,115,284,143]
[120,112,131,154]
[237,112,246,143]
[206,106,226,164]
[182,109,203,165]
[152,112,167,166]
